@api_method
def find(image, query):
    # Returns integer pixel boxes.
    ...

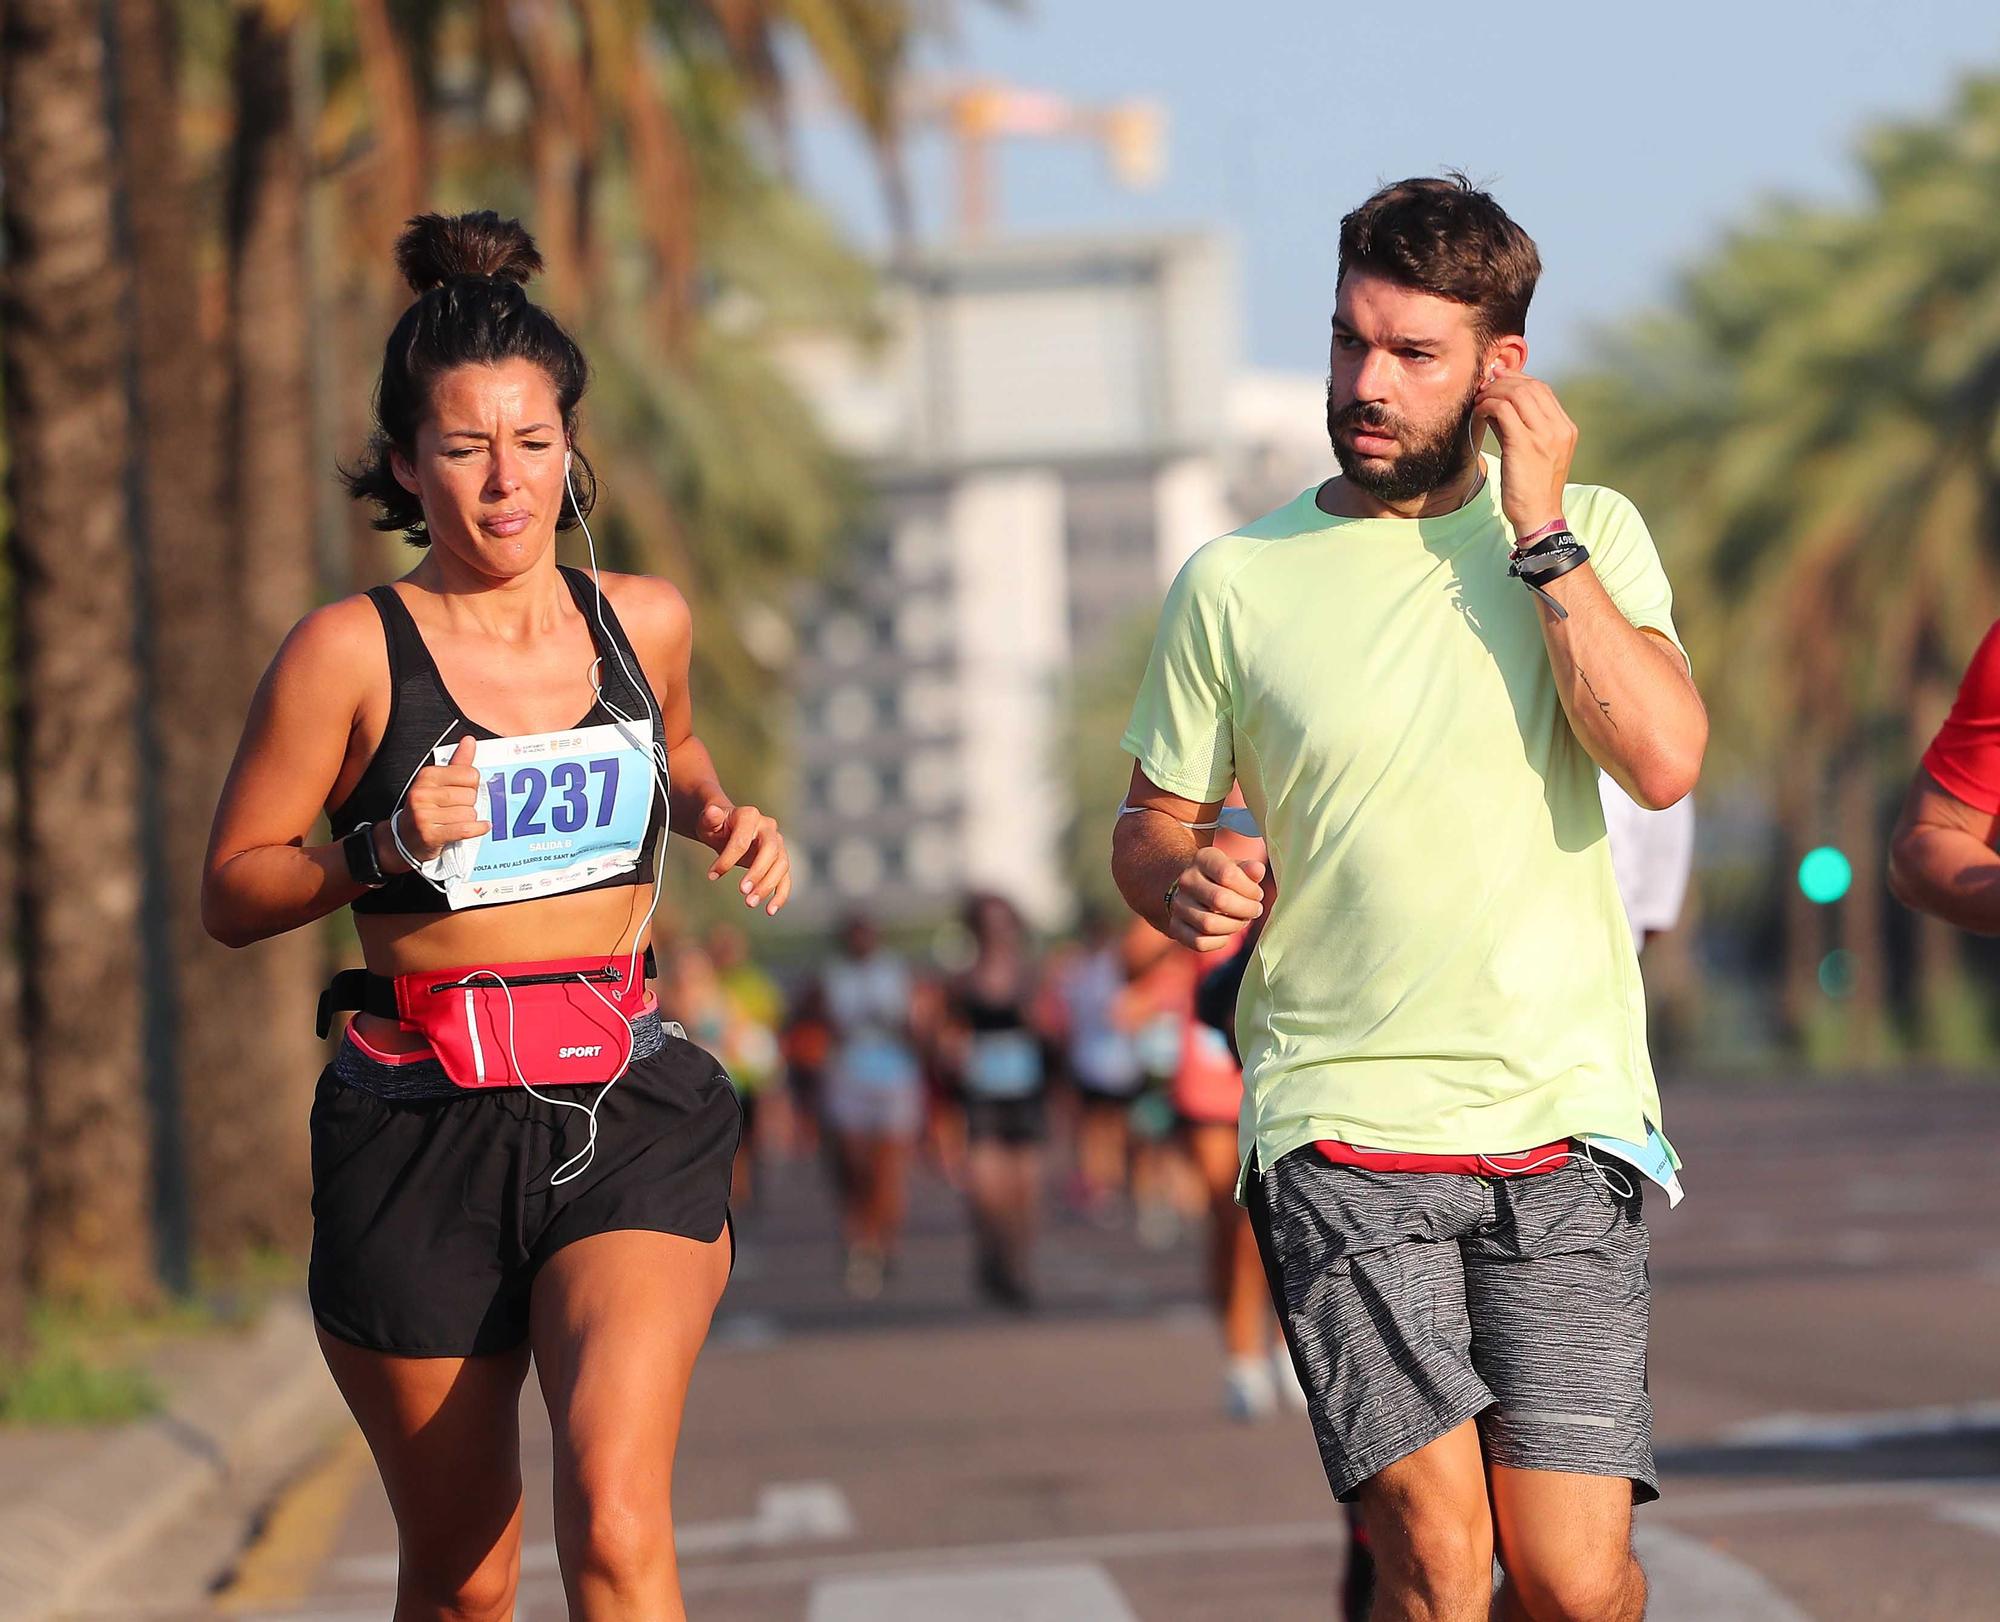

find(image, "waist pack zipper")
[431,965,625,996]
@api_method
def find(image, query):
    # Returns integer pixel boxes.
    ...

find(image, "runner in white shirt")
[1598,774,1695,949]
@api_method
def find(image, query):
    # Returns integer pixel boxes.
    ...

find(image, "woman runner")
[943,892,1050,1308]
[202,211,789,1621]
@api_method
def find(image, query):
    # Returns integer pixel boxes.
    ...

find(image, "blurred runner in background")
[1117,917,1205,1251]
[1599,774,1695,953]
[944,893,1051,1309]
[779,979,830,1160]
[1178,802,1300,1421]
[1886,619,2000,935]
[706,923,786,1207]
[911,970,967,1188]
[1044,904,1145,1221]
[1195,908,1376,1620]
[818,913,924,1299]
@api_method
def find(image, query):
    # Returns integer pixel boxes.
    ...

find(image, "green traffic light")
[1818,949,1857,998]
[1798,846,1853,904]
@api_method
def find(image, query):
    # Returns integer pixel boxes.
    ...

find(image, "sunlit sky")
[796,0,2000,377]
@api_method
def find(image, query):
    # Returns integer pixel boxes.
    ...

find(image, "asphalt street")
[85,1081,2000,1621]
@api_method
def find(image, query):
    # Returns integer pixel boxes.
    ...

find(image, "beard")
[1326,379,1481,503]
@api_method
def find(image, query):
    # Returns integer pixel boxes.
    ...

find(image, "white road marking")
[662,1479,2000,1597]
[681,1520,1341,1594]
[1722,1400,2000,1449]
[329,1480,854,1586]
[1665,1476,2000,1519]
[1635,1525,1813,1620]
[808,1562,1139,1622]
[674,1481,856,1558]
[1938,1500,2000,1539]
[712,1311,785,1347]
[1841,1174,1940,1214]
[1827,1229,1893,1266]
[105,1480,2000,1616]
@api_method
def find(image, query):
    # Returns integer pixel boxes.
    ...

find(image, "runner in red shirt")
[1891,621,2000,929]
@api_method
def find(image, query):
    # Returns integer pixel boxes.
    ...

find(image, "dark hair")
[1337,173,1541,345]
[343,211,597,546]
[962,890,1024,943]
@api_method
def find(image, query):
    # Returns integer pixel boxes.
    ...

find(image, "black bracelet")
[1509,533,1590,619]
[342,822,390,888]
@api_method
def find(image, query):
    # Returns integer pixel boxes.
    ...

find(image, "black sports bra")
[330,567,667,915]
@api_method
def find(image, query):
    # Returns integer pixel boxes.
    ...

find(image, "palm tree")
[1,0,158,1306]
[0,701,29,1359]
[198,0,323,1261]
[311,0,929,799]
[107,0,240,1290]
[1570,73,2000,1061]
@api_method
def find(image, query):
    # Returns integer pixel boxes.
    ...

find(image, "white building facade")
[778,230,1327,929]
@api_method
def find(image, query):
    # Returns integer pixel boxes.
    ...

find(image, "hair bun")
[394,211,543,295]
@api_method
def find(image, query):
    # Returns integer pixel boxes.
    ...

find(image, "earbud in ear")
[564,449,574,477]
[1483,363,1499,386]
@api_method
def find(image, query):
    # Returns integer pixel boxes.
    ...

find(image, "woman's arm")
[202,602,383,947]
[603,573,791,915]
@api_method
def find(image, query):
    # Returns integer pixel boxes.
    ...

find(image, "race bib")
[964,1030,1043,1099]
[839,1032,920,1093]
[420,722,660,910]
[1134,1012,1184,1080]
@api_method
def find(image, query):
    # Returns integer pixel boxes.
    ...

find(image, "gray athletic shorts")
[1247,1144,1656,1504]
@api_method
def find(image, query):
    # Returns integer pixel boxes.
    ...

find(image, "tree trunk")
[190,3,323,1265]
[1833,753,1889,1062]
[497,0,596,313]
[1774,747,1825,1049]
[1,0,157,1306]
[107,0,236,1296]
[0,705,30,1361]
[350,0,430,232]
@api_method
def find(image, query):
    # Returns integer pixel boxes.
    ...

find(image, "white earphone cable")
[380,465,679,1181]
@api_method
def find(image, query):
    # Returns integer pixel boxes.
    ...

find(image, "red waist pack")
[391,954,652,1091]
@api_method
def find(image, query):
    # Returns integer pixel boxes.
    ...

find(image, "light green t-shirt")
[1120,458,1683,1172]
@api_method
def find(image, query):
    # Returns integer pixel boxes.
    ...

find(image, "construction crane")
[905,79,1167,239]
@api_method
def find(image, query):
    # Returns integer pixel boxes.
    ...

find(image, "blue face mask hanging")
[1579,1121,1684,1207]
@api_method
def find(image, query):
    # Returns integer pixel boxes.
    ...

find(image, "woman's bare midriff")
[348,884,657,1054]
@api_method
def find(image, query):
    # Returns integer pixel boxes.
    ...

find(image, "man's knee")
[1504,1545,1645,1622]
[1363,1496,1495,1617]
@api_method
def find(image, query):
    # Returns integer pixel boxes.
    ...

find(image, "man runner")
[1889,621,2000,933]
[1111,175,1706,1621]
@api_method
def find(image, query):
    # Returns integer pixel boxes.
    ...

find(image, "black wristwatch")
[343,822,390,888]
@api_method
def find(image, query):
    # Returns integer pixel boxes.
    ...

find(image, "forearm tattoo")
[1578,667,1617,729]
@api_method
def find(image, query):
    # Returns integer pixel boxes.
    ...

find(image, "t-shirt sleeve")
[1922,621,2000,814]
[1119,544,1237,805]
[1572,487,1687,668]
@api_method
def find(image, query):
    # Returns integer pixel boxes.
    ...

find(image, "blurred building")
[775,229,1326,929]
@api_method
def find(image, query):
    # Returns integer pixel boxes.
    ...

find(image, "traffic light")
[1797,845,1853,905]
[1818,949,1857,997]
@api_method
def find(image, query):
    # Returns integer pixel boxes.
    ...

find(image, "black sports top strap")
[329,571,667,915]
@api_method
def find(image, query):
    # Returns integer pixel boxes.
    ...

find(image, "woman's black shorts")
[962,1091,1048,1145]
[309,1014,739,1357]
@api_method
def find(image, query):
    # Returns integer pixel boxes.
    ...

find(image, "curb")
[0,1296,344,1622]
